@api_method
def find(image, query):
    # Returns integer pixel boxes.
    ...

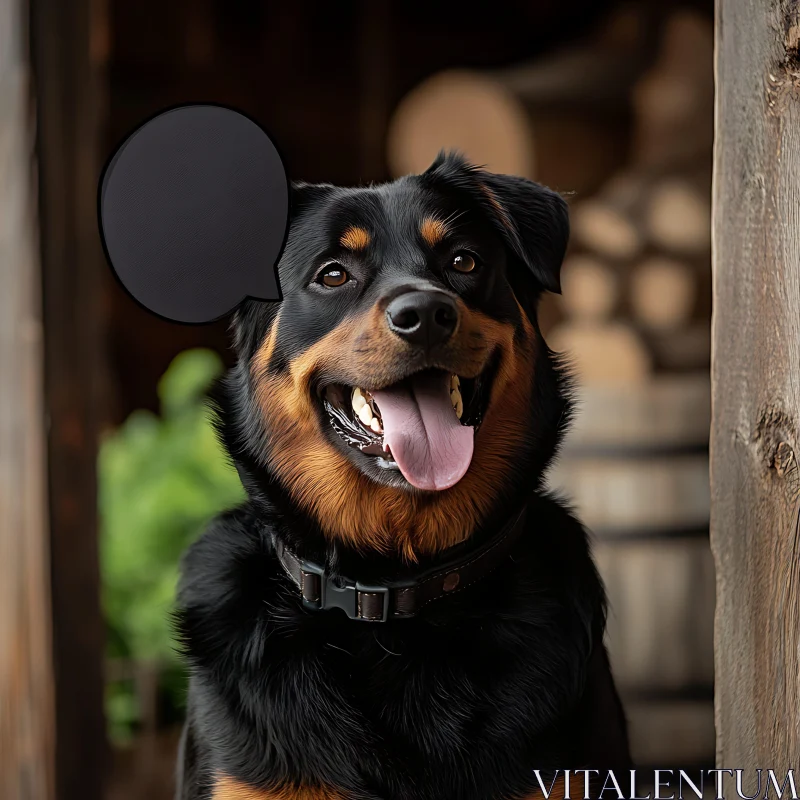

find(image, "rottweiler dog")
[175,152,631,800]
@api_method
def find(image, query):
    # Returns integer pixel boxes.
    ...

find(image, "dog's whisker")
[325,642,353,656]
[373,632,401,657]
[442,209,468,229]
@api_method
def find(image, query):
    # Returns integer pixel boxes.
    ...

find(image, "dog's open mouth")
[322,368,490,491]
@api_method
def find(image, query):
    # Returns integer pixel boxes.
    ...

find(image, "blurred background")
[1,0,714,798]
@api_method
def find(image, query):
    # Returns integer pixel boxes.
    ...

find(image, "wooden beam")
[712,0,800,768]
[31,0,109,796]
[0,0,56,797]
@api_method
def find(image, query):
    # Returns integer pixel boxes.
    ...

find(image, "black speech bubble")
[99,104,288,324]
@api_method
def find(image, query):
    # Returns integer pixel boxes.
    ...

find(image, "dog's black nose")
[386,291,458,348]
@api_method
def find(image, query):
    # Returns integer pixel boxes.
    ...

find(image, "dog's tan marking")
[213,775,345,800]
[252,298,536,560]
[339,226,371,251]
[420,216,448,247]
[478,182,516,234]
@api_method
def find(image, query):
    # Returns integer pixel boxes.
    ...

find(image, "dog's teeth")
[357,403,373,425]
[450,374,460,390]
[451,388,464,419]
[352,387,367,413]
[370,418,381,433]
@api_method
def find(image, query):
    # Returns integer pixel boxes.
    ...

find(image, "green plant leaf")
[99,348,245,738]
[157,348,225,417]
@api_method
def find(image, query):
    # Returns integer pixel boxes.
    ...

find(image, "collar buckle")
[298,559,389,622]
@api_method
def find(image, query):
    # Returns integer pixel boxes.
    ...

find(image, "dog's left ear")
[422,152,569,294]
[477,172,569,295]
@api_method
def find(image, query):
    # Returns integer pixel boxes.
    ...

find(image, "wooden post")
[31,0,109,797]
[0,0,56,797]
[712,0,800,768]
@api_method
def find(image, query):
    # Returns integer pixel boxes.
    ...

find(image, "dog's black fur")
[175,153,631,800]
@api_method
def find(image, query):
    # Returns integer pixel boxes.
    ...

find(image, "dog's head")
[223,152,571,559]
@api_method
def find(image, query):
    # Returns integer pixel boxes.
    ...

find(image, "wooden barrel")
[548,372,714,766]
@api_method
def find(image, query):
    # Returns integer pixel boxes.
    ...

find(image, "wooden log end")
[548,321,651,385]
[387,70,534,178]
[630,256,697,330]
[571,201,643,261]
[645,179,711,254]
[560,255,619,322]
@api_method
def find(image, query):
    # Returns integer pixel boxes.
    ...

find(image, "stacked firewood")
[555,8,712,383]
[388,7,716,768]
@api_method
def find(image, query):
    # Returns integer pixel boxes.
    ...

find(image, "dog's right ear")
[290,181,335,218]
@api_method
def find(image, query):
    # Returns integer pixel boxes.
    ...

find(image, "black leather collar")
[271,506,528,622]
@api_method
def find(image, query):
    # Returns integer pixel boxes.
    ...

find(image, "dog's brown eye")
[318,264,349,287]
[451,252,477,274]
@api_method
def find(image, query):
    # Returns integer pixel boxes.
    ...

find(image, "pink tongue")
[372,372,474,491]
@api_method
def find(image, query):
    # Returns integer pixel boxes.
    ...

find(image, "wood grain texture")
[712,0,800,767]
[31,0,109,795]
[597,540,715,690]
[0,0,56,797]
[549,454,710,533]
